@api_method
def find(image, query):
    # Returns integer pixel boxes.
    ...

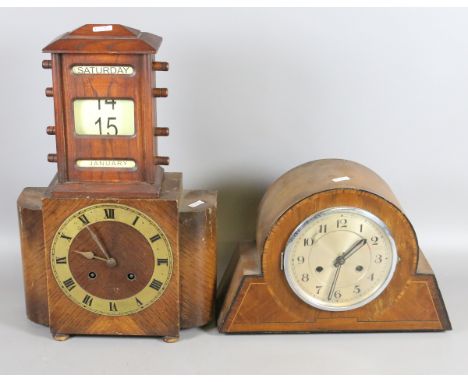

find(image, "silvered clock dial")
[283,207,398,311]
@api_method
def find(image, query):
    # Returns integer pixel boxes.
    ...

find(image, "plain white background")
[0,7,467,374]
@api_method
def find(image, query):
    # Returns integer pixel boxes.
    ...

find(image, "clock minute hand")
[327,264,342,301]
[328,239,366,301]
[85,225,110,259]
[84,225,117,267]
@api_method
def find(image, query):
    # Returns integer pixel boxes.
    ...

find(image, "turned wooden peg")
[154,156,170,165]
[42,60,52,69]
[45,87,54,97]
[47,154,57,163]
[152,88,168,98]
[152,61,169,71]
[154,127,169,136]
[46,126,56,135]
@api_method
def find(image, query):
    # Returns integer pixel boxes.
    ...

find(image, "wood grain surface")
[218,159,451,333]
[17,188,49,326]
[43,197,180,337]
[179,190,217,329]
[43,24,168,195]
[17,173,218,337]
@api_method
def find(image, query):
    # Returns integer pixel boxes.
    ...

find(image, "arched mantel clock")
[218,159,451,333]
[17,24,217,342]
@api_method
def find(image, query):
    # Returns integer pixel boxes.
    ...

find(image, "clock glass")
[73,99,135,136]
[50,203,173,316]
[283,207,398,311]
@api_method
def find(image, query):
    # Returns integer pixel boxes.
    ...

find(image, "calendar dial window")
[73,99,135,136]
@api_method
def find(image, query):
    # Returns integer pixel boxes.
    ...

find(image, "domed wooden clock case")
[17,25,217,342]
[218,159,451,333]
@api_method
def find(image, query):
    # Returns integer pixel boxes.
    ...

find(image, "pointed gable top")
[43,24,162,54]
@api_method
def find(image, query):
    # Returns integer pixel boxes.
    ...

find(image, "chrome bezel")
[283,206,398,312]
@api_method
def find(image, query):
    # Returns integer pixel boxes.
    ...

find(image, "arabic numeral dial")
[283,207,398,311]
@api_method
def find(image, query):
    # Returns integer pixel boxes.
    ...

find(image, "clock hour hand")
[333,238,367,268]
[342,238,367,262]
[328,239,366,301]
[74,250,108,262]
[73,251,116,267]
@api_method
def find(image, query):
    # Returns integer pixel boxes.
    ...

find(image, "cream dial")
[73,99,135,136]
[283,207,397,311]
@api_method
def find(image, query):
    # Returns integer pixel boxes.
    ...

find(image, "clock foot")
[52,333,70,341]
[162,335,179,343]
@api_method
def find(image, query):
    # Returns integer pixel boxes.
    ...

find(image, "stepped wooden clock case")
[17,24,217,342]
[218,159,451,333]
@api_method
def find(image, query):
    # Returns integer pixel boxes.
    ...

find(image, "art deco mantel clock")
[218,159,451,333]
[17,24,217,342]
